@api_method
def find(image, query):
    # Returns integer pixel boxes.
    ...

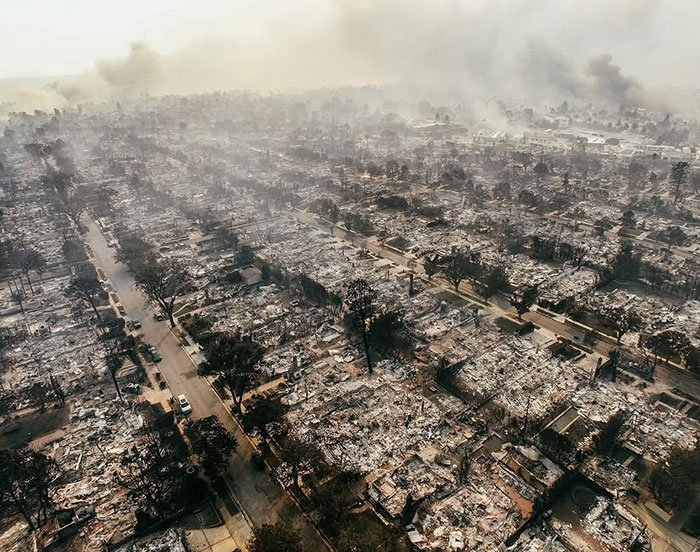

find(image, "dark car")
[251,452,265,471]
[143,344,163,362]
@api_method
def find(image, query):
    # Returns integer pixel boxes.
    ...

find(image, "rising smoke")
[3,0,698,112]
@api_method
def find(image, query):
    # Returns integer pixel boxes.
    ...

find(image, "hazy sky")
[2,0,699,108]
[0,0,331,78]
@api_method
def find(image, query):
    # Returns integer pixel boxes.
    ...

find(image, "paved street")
[86,210,700,552]
[289,208,700,399]
[84,219,328,551]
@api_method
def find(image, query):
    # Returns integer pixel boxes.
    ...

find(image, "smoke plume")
[2,0,698,112]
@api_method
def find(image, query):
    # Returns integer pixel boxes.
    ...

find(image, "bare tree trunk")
[361,325,373,374]
[8,279,24,312]
[167,298,176,328]
[110,369,123,401]
[24,270,34,295]
[228,380,241,413]
[89,300,101,320]
[16,272,28,296]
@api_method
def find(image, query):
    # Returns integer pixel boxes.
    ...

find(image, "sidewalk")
[186,523,239,552]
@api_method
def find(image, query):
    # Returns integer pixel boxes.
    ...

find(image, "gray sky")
[2,0,699,107]
[0,0,329,78]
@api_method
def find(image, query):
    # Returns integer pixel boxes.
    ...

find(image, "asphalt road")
[290,209,700,400]
[84,219,328,551]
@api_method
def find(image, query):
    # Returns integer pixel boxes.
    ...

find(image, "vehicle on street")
[143,344,163,363]
[126,319,142,330]
[178,394,192,415]
[252,451,265,470]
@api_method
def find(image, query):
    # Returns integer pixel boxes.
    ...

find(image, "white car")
[177,394,192,415]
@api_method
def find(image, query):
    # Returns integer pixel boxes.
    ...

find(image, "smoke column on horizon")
[3,0,698,112]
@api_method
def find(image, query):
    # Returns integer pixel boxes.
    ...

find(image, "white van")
[177,394,192,415]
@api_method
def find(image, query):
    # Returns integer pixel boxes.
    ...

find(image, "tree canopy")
[65,273,104,319]
[345,279,378,373]
[0,448,59,530]
[185,416,238,478]
[243,395,286,456]
[132,258,190,327]
[115,407,187,520]
[248,521,302,552]
[202,333,264,412]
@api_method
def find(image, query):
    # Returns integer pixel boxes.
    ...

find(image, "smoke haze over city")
[2,0,700,110]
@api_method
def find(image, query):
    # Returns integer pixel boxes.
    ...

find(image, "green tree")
[648,445,700,511]
[533,161,549,181]
[243,395,286,458]
[279,434,326,492]
[611,241,641,280]
[621,210,636,229]
[202,333,264,413]
[310,471,360,535]
[185,416,238,478]
[337,521,403,552]
[370,309,413,359]
[600,306,642,344]
[235,244,255,267]
[422,252,440,280]
[685,346,700,375]
[115,408,187,520]
[474,264,510,300]
[248,521,302,552]
[656,225,689,246]
[216,227,239,250]
[608,348,622,382]
[439,250,480,292]
[115,233,153,267]
[646,330,692,364]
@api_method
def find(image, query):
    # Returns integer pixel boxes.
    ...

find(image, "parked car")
[143,344,162,363]
[251,451,265,470]
[126,319,142,330]
[122,383,141,395]
[178,394,192,415]
[154,313,164,321]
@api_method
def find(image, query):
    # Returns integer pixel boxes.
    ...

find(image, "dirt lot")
[0,405,71,450]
